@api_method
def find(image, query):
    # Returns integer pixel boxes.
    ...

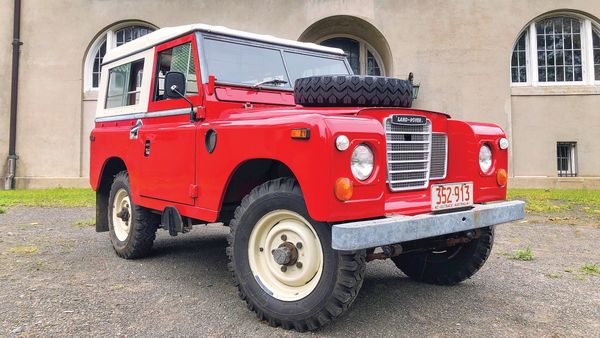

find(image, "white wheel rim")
[248,210,323,302]
[112,188,132,242]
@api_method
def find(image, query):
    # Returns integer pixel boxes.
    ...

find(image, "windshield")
[284,51,349,84]
[201,36,350,89]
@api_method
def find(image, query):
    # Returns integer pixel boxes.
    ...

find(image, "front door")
[137,35,202,205]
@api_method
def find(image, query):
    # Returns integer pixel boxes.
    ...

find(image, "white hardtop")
[103,23,345,64]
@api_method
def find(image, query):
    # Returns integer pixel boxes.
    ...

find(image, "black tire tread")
[294,75,413,108]
[226,177,365,331]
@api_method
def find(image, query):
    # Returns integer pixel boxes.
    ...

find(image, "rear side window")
[154,42,198,101]
[105,59,144,108]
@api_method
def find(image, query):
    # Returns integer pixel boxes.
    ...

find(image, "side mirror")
[165,71,186,99]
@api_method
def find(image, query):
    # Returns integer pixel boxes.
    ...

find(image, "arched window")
[320,36,384,76]
[85,23,155,91]
[511,14,600,86]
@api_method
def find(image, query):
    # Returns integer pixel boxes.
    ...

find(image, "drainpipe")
[4,0,22,190]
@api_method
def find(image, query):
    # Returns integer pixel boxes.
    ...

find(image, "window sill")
[511,85,600,96]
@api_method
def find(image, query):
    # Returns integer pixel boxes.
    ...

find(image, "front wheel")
[391,227,494,285]
[227,178,365,331]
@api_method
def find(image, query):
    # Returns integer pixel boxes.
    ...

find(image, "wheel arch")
[95,157,128,232]
[217,158,301,224]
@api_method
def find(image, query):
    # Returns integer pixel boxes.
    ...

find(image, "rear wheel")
[391,227,494,285]
[227,178,366,331]
[108,171,160,259]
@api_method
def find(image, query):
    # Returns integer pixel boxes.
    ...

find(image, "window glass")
[366,51,381,76]
[105,59,144,108]
[593,30,600,80]
[511,32,528,82]
[283,51,349,84]
[536,17,582,82]
[92,40,106,88]
[203,38,290,88]
[154,42,198,100]
[115,26,153,47]
[557,142,577,177]
[90,25,154,89]
[321,38,360,74]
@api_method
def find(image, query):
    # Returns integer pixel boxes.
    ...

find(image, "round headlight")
[351,144,374,181]
[335,135,350,151]
[479,144,493,174]
[498,137,509,150]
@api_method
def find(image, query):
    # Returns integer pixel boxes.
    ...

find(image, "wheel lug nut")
[296,262,303,269]
[281,266,287,272]
[281,234,287,241]
[296,242,302,249]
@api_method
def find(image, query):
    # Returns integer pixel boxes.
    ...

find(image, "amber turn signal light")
[334,177,353,201]
[496,168,507,187]
[291,128,310,140]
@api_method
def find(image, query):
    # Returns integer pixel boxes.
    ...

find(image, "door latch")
[129,119,143,140]
[144,140,151,157]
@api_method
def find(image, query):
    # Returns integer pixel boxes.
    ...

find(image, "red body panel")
[90,35,509,224]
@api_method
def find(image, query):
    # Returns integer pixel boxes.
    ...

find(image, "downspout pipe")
[4,0,22,190]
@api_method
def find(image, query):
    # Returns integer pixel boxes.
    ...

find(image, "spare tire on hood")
[294,75,413,108]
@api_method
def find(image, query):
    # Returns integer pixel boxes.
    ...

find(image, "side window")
[105,59,144,108]
[154,42,198,101]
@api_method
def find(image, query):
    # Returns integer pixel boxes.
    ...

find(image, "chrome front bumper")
[331,200,525,250]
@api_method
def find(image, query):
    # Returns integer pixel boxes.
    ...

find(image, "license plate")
[431,182,473,211]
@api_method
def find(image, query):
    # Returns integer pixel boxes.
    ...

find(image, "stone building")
[1,0,599,189]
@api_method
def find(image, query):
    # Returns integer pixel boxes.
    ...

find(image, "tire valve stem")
[259,247,264,252]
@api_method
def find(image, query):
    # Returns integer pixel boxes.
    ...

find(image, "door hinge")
[189,184,198,198]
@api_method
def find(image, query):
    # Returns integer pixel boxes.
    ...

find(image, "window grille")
[557,142,577,177]
[511,32,527,83]
[510,14,600,85]
[593,29,600,80]
[536,17,583,82]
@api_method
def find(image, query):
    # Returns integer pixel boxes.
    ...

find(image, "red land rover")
[90,23,525,331]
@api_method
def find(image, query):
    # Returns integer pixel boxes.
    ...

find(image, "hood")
[218,105,451,121]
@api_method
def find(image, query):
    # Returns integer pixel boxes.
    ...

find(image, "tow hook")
[366,244,403,262]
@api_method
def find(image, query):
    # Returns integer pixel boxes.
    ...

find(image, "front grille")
[384,117,432,191]
[430,133,448,179]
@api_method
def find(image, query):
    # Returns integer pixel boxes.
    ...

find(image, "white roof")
[103,23,345,64]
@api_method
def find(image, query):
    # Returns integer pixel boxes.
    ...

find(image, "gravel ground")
[0,206,599,337]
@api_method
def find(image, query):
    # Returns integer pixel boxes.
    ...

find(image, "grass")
[546,272,561,279]
[0,188,94,208]
[580,263,600,276]
[73,219,96,228]
[8,245,39,254]
[510,247,534,261]
[507,189,600,213]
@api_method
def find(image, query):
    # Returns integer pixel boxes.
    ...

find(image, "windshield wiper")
[251,79,288,88]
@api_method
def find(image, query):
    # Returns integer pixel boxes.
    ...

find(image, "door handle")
[130,119,143,140]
